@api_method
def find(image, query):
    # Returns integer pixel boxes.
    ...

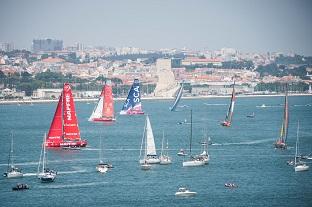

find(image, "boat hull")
[160,156,172,165]
[139,158,160,164]
[221,121,231,127]
[183,160,205,167]
[96,166,108,173]
[274,142,287,149]
[39,173,56,182]
[295,165,309,172]
[46,140,87,148]
[175,192,197,197]
[4,171,23,178]
[89,118,116,122]
[141,163,152,170]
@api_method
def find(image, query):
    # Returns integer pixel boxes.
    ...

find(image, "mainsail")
[221,82,236,127]
[45,83,87,148]
[120,79,144,115]
[89,80,115,122]
[146,115,157,156]
[274,85,288,149]
[46,95,63,146]
[170,82,184,111]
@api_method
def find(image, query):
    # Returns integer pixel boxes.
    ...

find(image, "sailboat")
[169,82,184,111]
[139,115,160,165]
[120,79,144,115]
[195,136,210,164]
[183,110,205,167]
[89,80,115,122]
[274,85,288,149]
[96,137,112,173]
[38,134,57,182]
[159,131,172,165]
[3,132,23,178]
[294,121,309,172]
[45,83,87,148]
[221,81,236,127]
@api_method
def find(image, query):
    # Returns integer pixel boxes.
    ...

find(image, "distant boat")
[195,137,210,164]
[96,137,112,173]
[38,134,57,182]
[139,115,160,166]
[221,81,236,127]
[183,110,205,167]
[120,79,144,115]
[45,83,87,148]
[159,131,172,165]
[246,112,255,118]
[3,132,23,178]
[177,149,188,156]
[89,80,115,122]
[12,183,29,191]
[274,85,288,149]
[294,121,309,172]
[175,187,197,197]
[169,82,184,111]
[260,104,266,108]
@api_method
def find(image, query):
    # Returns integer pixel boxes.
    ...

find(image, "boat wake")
[37,181,108,189]
[204,103,227,106]
[256,105,282,108]
[217,138,274,146]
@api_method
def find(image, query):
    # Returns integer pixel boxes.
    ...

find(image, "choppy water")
[0,96,312,207]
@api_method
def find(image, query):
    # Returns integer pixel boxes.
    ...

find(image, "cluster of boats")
[3,79,310,195]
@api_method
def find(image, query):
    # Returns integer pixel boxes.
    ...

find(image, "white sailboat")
[159,131,172,165]
[294,121,309,172]
[37,133,57,182]
[96,137,111,173]
[195,136,210,164]
[3,132,23,178]
[183,110,205,167]
[139,115,160,167]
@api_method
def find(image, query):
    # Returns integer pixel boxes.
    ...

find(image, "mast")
[139,118,147,159]
[189,109,193,155]
[283,84,289,143]
[161,130,164,157]
[99,136,102,163]
[295,121,299,165]
[7,132,13,171]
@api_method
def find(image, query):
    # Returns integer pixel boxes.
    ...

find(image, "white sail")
[89,96,104,121]
[146,115,157,156]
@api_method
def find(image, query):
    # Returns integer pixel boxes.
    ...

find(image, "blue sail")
[120,79,144,115]
[169,83,184,111]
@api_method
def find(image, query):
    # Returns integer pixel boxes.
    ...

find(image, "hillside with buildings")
[0,39,312,100]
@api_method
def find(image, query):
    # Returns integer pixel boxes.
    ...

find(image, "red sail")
[62,83,81,141]
[45,95,63,147]
[102,81,115,120]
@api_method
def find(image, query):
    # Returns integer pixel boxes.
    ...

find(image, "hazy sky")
[1,0,312,55]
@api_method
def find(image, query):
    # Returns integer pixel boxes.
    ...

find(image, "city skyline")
[1,0,312,55]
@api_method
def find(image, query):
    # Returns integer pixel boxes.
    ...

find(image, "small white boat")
[96,164,108,173]
[295,164,309,172]
[260,104,266,108]
[3,132,23,178]
[183,158,205,167]
[141,161,152,170]
[294,121,309,172]
[175,187,197,197]
[139,115,160,166]
[177,149,187,156]
[159,131,172,165]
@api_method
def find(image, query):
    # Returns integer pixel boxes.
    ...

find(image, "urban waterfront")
[0,96,311,207]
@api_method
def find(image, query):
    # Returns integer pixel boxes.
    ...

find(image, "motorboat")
[225,183,238,188]
[141,161,152,170]
[12,183,29,191]
[96,164,108,173]
[177,149,187,156]
[175,187,197,197]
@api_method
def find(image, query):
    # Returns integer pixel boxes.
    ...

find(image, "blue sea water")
[0,96,312,207]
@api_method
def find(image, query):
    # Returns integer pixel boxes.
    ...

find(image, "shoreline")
[0,93,311,105]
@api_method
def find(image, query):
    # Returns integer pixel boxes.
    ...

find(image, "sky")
[0,0,312,55]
